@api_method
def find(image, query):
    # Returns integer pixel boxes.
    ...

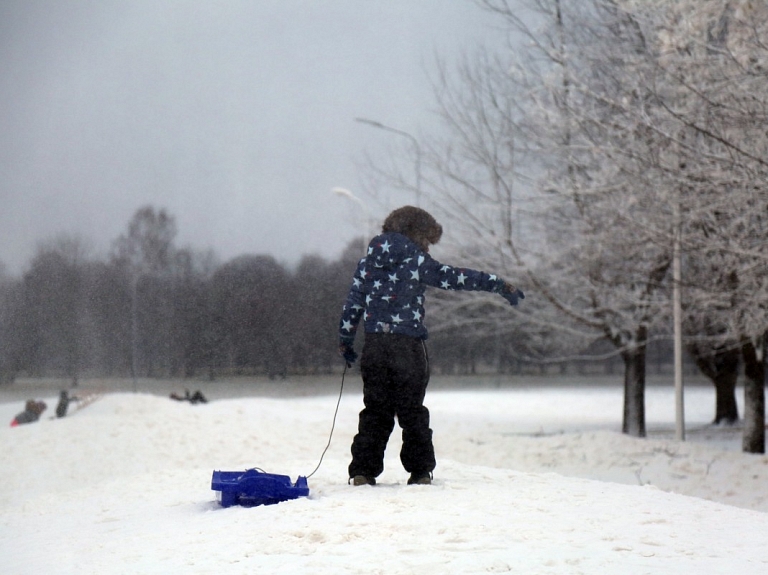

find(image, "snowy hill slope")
[1,387,767,574]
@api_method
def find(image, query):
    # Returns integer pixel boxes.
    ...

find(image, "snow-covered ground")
[1,376,767,574]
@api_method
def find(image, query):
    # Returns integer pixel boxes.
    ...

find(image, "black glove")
[339,337,358,367]
[494,279,525,307]
[501,288,524,306]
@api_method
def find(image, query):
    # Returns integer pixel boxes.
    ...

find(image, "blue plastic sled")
[211,469,309,507]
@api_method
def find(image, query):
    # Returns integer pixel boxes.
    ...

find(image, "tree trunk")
[621,331,647,437]
[713,369,739,425]
[741,336,765,454]
[689,345,740,425]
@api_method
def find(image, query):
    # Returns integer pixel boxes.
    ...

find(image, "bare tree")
[378,0,768,448]
[112,206,179,378]
[0,262,20,384]
[625,0,768,450]
[406,0,675,436]
[20,235,92,385]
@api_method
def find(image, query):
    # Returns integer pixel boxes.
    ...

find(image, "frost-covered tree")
[618,0,768,450]
[377,0,768,448]
[407,0,675,437]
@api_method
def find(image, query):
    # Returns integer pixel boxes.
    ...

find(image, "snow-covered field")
[2,376,768,574]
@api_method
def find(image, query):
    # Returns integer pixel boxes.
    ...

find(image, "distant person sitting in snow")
[169,389,208,404]
[10,399,47,427]
[55,390,79,418]
[338,205,524,487]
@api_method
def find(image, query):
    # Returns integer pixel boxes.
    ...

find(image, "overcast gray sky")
[0,0,502,275]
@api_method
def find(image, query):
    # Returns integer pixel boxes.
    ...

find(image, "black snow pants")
[348,333,436,479]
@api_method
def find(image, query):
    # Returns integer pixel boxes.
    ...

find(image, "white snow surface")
[2,378,768,574]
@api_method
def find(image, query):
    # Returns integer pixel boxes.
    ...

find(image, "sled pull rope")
[306,364,346,479]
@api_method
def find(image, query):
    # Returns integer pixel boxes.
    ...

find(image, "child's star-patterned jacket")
[339,232,505,341]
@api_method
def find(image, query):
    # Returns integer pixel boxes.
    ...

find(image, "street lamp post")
[355,117,422,206]
[332,187,373,243]
[673,199,685,441]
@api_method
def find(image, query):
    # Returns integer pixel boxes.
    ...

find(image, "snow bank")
[1,386,767,574]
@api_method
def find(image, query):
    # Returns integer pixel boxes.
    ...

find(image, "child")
[55,390,79,418]
[10,399,47,426]
[338,206,523,486]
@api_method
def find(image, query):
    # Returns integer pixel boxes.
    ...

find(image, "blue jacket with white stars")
[339,232,506,341]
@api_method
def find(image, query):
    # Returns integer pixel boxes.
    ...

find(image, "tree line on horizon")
[0,205,627,386]
[0,206,363,384]
[1,203,681,388]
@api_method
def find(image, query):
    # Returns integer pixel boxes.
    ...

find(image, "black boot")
[407,472,432,485]
[350,475,376,486]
